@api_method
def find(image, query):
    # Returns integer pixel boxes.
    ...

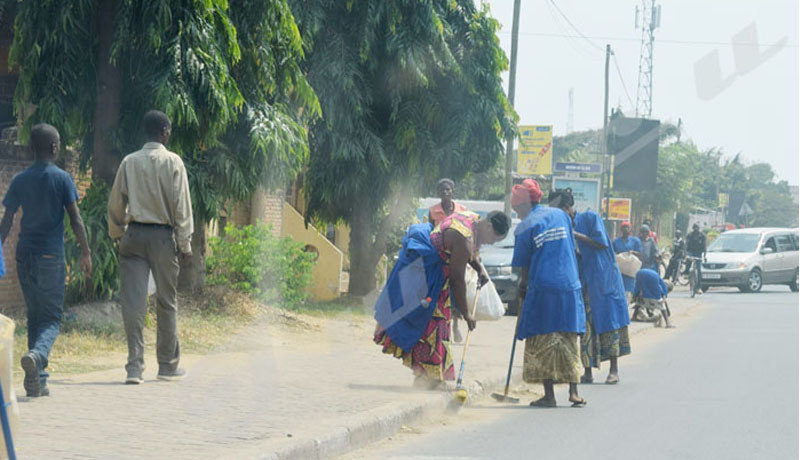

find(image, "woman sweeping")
[574,210,631,385]
[374,211,510,389]
[513,188,586,407]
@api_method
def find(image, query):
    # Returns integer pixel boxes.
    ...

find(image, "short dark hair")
[548,188,574,208]
[30,123,59,155]
[486,211,511,237]
[437,178,455,190]
[143,110,171,139]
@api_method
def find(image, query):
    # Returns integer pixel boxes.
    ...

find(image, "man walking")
[0,123,92,397]
[108,110,193,384]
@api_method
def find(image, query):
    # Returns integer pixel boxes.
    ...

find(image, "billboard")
[601,198,632,220]
[553,177,600,213]
[517,125,553,175]
[607,117,659,191]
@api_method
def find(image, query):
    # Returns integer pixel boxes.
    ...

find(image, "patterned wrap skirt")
[581,289,632,369]
[374,277,455,382]
[523,332,582,384]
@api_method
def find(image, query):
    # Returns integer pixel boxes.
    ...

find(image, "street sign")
[718,193,729,208]
[601,198,632,220]
[554,162,602,174]
[553,177,601,213]
[517,125,553,175]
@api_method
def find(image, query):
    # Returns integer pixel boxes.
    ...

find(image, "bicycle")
[686,256,703,298]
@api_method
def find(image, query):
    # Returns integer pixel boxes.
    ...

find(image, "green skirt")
[523,332,582,384]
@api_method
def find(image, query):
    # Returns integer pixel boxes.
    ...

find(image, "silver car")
[701,227,799,293]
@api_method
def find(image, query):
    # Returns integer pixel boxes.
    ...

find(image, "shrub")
[206,224,316,309]
[65,182,119,303]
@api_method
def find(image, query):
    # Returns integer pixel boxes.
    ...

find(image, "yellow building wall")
[281,204,343,301]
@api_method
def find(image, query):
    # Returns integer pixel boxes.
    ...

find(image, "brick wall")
[0,144,31,315]
[0,141,88,316]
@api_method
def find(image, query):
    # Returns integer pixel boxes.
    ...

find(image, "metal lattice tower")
[635,0,660,118]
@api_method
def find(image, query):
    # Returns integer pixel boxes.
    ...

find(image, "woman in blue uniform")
[512,188,586,408]
[574,210,631,385]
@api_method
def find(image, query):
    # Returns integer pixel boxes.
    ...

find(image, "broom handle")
[502,299,524,396]
[456,283,482,388]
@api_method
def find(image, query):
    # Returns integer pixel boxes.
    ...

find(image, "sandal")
[580,375,594,384]
[569,397,587,408]
[605,374,620,385]
[529,397,557,408]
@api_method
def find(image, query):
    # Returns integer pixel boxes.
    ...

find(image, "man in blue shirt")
[0,124,92,397]
[612,221,642,294]
[512,188,586,408]
[633,268,673,328]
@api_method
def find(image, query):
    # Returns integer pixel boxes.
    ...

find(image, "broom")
[490,296,523,404]
[452,282,482,406]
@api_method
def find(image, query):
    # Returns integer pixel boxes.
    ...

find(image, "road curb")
[264,298,699,460]
[263,374,507,460]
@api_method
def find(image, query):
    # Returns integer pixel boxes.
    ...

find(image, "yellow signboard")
[718,193,729,208]
[601,198,632,220]
[517,125,553,175]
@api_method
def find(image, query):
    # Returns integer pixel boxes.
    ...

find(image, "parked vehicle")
[701,228,799,293]
[481,220,520,314]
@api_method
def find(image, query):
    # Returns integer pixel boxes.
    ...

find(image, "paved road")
[344,286,799,460]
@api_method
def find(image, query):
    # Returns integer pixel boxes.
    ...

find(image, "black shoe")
[125,373,144,385]
[157,368,187,381]
[39,383,50,397]
[21,351,41,397]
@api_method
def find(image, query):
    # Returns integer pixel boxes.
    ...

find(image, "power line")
[496,30,799,48]
[546,0,605,52]
[612,53,635,109]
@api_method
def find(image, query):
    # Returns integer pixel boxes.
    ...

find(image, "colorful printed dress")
[374,211,479,382]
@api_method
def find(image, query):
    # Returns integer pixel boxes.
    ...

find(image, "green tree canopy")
[292,0,515,295]
[4,0,319,292]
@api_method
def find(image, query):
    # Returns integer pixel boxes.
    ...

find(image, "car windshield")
[707,233,761,253]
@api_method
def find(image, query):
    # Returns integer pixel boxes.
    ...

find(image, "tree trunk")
[92,0,122,185]
[178,217,206,293]
[348,207,376,297]
[348,190,412,297]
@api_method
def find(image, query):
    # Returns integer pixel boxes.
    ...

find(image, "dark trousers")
[119,225,180,376]
[17,253,66,384]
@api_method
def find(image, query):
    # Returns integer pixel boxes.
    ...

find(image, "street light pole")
[503,0,522,216]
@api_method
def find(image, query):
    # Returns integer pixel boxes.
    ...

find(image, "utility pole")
[603,44,611,220]
[503,0,522,216]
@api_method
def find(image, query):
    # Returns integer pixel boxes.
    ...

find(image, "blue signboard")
[554,162,602,174]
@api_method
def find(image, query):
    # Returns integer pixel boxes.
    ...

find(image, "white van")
[701,228,799,293]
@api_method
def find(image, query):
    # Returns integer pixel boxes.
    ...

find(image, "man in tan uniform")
[108,110,193,384]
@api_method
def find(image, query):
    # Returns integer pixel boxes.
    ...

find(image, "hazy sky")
[486,0,799,185]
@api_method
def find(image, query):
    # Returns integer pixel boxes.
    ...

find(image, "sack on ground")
[616,252,642,278]
[464,266,506,321]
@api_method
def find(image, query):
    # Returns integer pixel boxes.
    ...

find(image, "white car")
[701,228,799,293]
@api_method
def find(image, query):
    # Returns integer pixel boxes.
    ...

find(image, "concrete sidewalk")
[13,293,700,459]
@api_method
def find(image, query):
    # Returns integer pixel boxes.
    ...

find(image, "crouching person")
[632,268,674,328]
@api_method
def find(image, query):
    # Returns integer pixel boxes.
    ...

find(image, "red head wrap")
[621,221,631,228]
[511,179,543,207]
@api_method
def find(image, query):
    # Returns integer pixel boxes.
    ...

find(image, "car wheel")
[790,269,799,292]
[742,269,763,293]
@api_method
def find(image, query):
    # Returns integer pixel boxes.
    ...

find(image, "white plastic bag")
[464,266,506,321]
[616,251,642,278]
